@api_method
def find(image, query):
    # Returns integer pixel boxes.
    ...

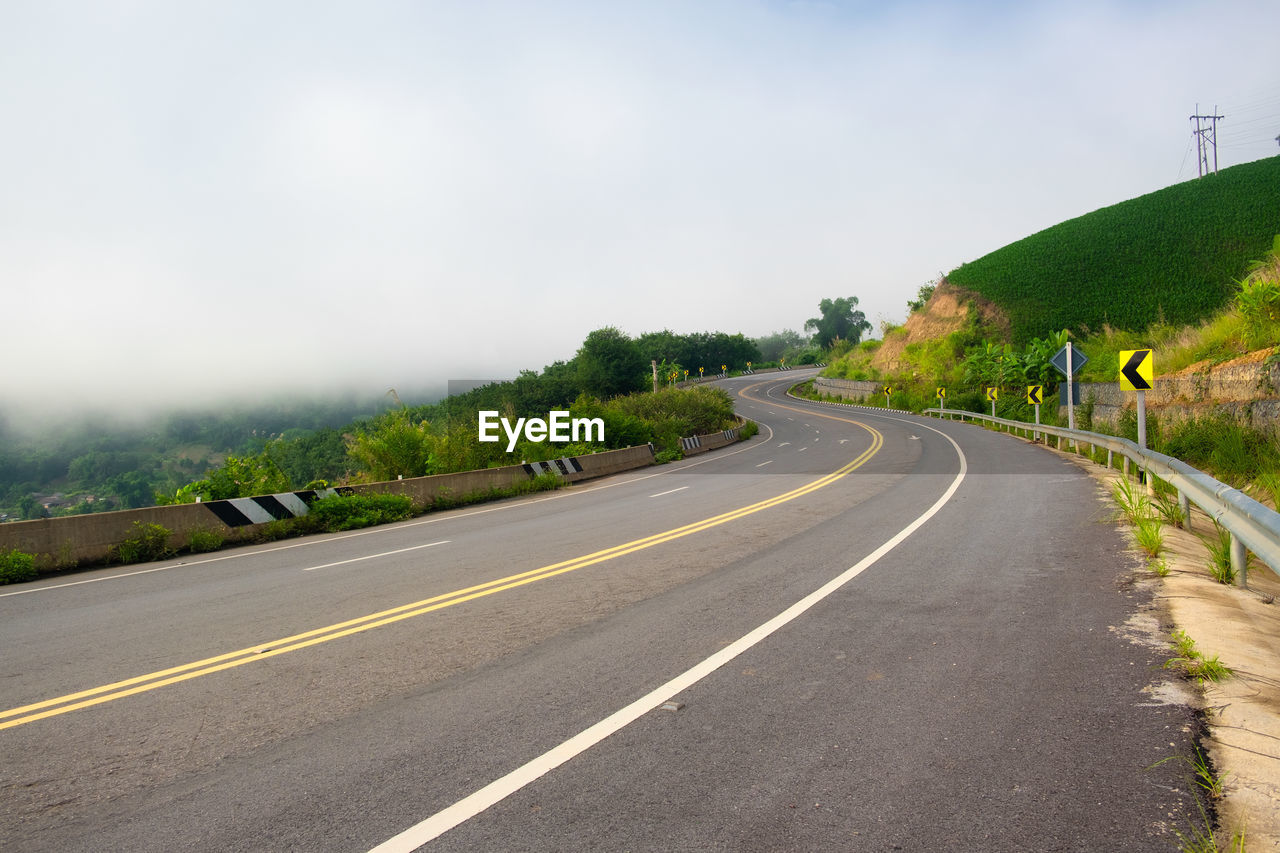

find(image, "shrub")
[0,549,38,584]
[186,527,225,553]
[302,493,414,532]
[113,521,175,564]
[255,519,295,542]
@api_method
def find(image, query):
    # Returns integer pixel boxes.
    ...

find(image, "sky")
[3,0,1279,421]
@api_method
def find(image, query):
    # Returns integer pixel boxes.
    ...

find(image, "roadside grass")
[1134,515,1165,557]
[1203,525,1238,586]
[1151,744,1247,853]
[1112,476,1151,525]
[1164,630,1234,686]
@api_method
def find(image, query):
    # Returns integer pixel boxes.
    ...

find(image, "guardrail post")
[1178,491,1191,531]
[1106,449,1113,470]
[1230,533,1247,587]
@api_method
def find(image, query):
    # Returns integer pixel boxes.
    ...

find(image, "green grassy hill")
[947,156,1280,344]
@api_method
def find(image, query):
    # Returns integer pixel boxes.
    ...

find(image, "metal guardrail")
[923,408,1280,586]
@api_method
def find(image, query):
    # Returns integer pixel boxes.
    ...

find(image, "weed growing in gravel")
[1151,743,1245,853]
[1152,487,1187,529]
[1112,476,1152,525]
[1135,515,1165,557]
[1203,525,1237,585]
[1164,630,1234,685]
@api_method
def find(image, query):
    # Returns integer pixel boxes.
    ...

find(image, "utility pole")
[1190,104,1224,177]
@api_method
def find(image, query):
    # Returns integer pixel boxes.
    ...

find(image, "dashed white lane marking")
[368,424,969,852]
[649,487,690,498]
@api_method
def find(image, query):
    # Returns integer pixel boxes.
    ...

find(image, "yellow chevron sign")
[936,387,946,398]
[985,387,999,402]
[1026,385,1043,405]
[1119,349,1154,391]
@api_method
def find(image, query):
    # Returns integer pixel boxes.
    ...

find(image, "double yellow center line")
[1,418,881,731]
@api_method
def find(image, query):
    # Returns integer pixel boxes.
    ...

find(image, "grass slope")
[947,156,1280,344]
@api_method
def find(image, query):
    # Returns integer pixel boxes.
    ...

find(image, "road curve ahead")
[1,371,1200,851]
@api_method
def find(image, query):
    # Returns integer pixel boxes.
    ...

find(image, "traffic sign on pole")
[1050,342,1087,433]
[1119,349,1153,391]
[1026,385,1043,405]
[1050,344,1088,377]
[1119,349,1154,449]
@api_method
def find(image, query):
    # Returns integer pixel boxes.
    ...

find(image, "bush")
[113,521,175,564]
[301,493,414,532]
[0,549,37,584]
[186,527,225,553]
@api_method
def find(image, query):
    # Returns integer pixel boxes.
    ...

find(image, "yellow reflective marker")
[1119,349,1154,391]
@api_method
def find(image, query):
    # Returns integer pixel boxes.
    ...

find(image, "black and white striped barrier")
[522,457,585,477]
[680,436,702,452]
[722,429,738,441]
[204,488,348,528]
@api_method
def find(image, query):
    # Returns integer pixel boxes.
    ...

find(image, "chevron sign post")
[1120,349,1154,449]
[1027,385,1043,425]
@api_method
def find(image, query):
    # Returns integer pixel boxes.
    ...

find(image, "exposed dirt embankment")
[870,281,1011,372]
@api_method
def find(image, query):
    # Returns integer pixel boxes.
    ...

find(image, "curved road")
[1,372,1200,851]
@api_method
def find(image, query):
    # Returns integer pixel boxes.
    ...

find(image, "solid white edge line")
[368,423,968,852]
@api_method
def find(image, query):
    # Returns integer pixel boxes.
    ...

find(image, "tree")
[754,329,807,362]
[345,411,437,483]
[575,327,647,399]
[106,470,157,509]
[805,297,873,349]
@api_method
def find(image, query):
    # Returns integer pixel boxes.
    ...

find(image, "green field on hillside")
[947,156,1280,344]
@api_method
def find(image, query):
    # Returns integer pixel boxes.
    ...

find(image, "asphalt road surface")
[1,372,1201,851]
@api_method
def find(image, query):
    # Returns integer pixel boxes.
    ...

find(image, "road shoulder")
[1060,445,1280,849]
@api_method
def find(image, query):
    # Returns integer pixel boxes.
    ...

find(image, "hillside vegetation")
[948,156,1280,344]
[0,327,759,519]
